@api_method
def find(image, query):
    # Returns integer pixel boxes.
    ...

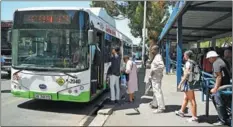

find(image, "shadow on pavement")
[198,115,218,124]
[164,105,188,113]
[1,90,11,93]
[113,69,190,117]
[113,68,147,114]
[17,92,107,115]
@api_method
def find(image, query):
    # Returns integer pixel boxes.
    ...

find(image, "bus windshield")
[12,29,89,72]
[11,10,90,72]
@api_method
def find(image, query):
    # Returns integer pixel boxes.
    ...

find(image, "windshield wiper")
[12,64,35,74]
[63,72,77,79]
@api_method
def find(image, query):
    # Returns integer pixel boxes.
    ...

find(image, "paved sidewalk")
[104,69,219,126]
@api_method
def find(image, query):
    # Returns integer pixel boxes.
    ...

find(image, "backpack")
[222,58,232,79]
[187,60,202,88]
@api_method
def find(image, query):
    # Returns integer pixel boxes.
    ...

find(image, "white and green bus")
[11,7,133,102]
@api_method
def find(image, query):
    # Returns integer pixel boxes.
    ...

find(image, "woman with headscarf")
[123,55,138,103]
[175,50,198,122]
[149,45,166,113]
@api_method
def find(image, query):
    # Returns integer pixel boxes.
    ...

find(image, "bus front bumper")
[11,90,90,102]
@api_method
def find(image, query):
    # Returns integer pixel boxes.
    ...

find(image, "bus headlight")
[74,89,78,93]
[11,81,28,91]
[79,86,84,90]
[13,72,21,81]
[59,85,86,95]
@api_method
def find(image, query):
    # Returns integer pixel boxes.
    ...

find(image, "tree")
[200,41,210,48]
[216,37,232,47]
[90,1,172,46]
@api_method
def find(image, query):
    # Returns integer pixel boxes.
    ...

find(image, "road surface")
[1,72,108,126]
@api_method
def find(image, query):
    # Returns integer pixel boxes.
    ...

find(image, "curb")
[88,114,110,126]
[78,97,108,126]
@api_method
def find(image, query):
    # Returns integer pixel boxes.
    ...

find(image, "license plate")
[34,94,52,100]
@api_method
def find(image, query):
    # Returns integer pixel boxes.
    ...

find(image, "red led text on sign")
[24,15,70,24]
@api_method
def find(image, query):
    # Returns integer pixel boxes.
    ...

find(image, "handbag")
[124,61,134,82]
[121,75,127,88]
[145,79,152,95]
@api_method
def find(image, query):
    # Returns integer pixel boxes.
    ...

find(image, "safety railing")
[168,60,232,119]
[201,71,232,118]
[201,71,214,102]
[169,59,184,74]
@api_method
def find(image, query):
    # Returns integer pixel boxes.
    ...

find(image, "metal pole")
[142,0,147,66]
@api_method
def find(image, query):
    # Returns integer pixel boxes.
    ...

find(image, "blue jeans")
[211,91,231,125]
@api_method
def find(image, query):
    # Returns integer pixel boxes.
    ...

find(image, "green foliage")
[199,36,232,48]
[200,41,210,48]
[216,37,232,47]
[90,1,172,44]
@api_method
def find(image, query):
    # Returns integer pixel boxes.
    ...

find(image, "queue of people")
[107,44,232,126]
[171,48,232,126]
[108,47,138,104]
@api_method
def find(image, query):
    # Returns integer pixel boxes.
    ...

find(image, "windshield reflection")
[13,29,89,71]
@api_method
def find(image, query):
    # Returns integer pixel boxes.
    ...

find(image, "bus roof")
[16,7,133,45]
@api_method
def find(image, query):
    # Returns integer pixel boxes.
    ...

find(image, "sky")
[1,1,141,44]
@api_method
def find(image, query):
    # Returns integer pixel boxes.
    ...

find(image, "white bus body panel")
[11,68,90,96]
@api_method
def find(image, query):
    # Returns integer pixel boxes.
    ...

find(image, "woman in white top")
[123,55,138,103]
[175,50,198,122]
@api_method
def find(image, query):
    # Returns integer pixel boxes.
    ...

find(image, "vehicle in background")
[1,21,12,76]
[132,45,143,68]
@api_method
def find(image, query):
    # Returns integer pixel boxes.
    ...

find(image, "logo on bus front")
[56,77,65,86]
[39,84,47,89]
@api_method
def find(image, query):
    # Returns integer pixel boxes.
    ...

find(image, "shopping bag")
[121,75,127,88]
[145,79,152,95]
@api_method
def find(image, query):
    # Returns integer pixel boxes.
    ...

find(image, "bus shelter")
[158,1,232,86]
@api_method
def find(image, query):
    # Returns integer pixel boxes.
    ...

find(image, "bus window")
[90,45,96,64]
[104,40,111,62]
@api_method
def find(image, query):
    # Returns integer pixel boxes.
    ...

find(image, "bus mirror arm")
[88,29,94,44]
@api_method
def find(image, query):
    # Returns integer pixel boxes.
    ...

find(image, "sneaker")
[121,95,126,100]
[115,100,121,104]
[186,117,198,123]
[213,121,224,126]
[125,100,134,104]
[153,109,165,114]
[149,103,158,109]
[175,110,185,117]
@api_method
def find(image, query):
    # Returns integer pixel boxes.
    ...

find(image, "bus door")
[96,32,104,90]
[90,32,104,95]
[90,44,98,95]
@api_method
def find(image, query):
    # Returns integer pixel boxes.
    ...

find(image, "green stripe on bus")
[11,91,90,102]
[11,90,30,98]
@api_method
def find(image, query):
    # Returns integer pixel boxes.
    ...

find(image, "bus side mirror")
[88,29,94,44]
[7,30,12,43]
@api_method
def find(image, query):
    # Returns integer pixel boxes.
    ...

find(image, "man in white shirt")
[150,45,166,113]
